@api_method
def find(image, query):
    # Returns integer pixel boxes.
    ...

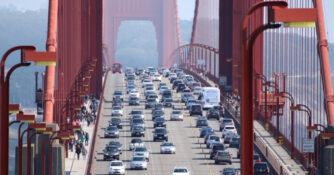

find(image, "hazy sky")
[0,0,333,42]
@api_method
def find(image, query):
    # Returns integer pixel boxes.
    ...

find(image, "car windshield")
[113,107,121,110]
[174,169,187,173]
[131,139,142,143]
[173,111,181,114]
[165,99,173,102]
[114,92,122,95]
[130,97,138,100]
[131,90,138,93]
[155,129,167,133]
[223,119,233,123]
[254,163,268,172]
[110,162,123,166]
[106,147,118,152]
[225,127,235,130]
[111,118,121,122]
[188,100,196,103]
[192,105,201,109]
[213,146,225,150]
[154,111,163,115]
[162,142,174,146]
[218,152,229,156]
[183,94,191,97]
[232,138,240,142]
[133,119,144,124]
[223,168,236,173]
[133,157,146,161]
[161,86,168,89]
[148,99,155,102]
[135,147,147,152]
[194,87,201,90]
[146,87,153,90]
[109,142,121,146]
[155,118,165,122]
[108,126,118,131]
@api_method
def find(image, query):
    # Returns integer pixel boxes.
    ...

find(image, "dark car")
[113,91,124,101]
[131,126,145,137]
[112,99,123,107]
[229,136,240,148]
[130,118,145,129]
[254,153,262,164]
[254,162,270,175]
[172,80,182,89]
[220,168,239,175]
[176,83,186,92]
[190,104,202,116]
[108,141,122,151]
[129,96,140,105]
[152,110,164,120]
[104,126,119,138]
[214,151,232,164]
[169,77,177,83]
[213,105,225,117]
[145,98,157,109]
[207,108,220,120]
[210,144,226,159]
[109,118,122,129]
[163,98,173,107]
[181,93,192,103]
[199,126,214,138]
[161,90,172,102]
[103,146,121,160]
[154,117,166,128]
[152,103,164,113]
[196,117,208,128]
[153,127,168,142]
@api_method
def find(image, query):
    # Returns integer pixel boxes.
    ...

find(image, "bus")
[112,62,122,73]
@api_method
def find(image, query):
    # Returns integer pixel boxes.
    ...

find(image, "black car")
[108,141,122,151]
[153,117,166,128]
[109,118,122,129]
[213,105,225,117]
[196,117,208,128]
[131,126,145,137]
[163,98,173,107]
[172,80,182,89]
[209,144,226,159]
[152,110,164,120]
[153,127,168,141]
[207,108,220,120]
[161,90,172,102]
[229,136,240,148]
[104,126,119,138]
[152,103,164,113]
[190,104,203,116]
[145,98,157,109]
[129,96,140,105]
[103,146,121,160]
[254,162,270,175]
[176,83,186,92]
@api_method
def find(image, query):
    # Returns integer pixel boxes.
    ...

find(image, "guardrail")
[85,69,110,175]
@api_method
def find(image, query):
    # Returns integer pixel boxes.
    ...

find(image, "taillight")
[203,101,205,104]
[229,154,231,158]
[216,154,219,158]
[257,159,262,163]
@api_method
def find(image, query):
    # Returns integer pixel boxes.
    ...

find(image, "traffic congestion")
[93,66,272,175]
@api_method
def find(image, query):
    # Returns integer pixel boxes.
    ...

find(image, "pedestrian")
[82,146,87,160]
[87,116,91,126]
[85,132,89,146]
[69,139,73,152]
[75,144,81,160]
[81,132,85,143]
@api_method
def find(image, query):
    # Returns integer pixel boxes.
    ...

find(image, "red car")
[112,63,122,73]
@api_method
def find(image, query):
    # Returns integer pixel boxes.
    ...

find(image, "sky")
[0,0,333,42]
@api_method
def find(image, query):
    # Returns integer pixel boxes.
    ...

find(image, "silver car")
[111,106,123,116]
[130,156,148,170]
[129,139,144,150]
[160,142,176,154]
[170,110,183,121]
[133,146,150,161]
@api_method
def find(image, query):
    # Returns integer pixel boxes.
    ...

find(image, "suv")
[214,151,232,165]
[213,105,225,117]
[219,118,235,131]
[153,117,166,128]
[176,83,186,92]
[145,98,157,109]
[131,126,145,137]
[153,127,168,142]
[103,146,121,160]
[163,98,173,107]
[109,118,122,129]
[161,90,172,102]
[207,108,220,120]
[196,117,208,128]
[254,162,270,175]
[172,80,182,89]
[210,144,226,159]
[129,96,140,105]
[190,104,203,116]
[152,110,164,120]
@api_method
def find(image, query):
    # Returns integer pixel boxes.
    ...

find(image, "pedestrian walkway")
[189,70,308,174]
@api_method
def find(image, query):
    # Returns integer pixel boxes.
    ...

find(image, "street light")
[0,45,56,175]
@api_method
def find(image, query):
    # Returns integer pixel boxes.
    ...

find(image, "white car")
[130,139,144,150]
[171,167,190,175]
[111,106,123,116]
[159,86,169,94]
[206,135,222,148]
[109,160,125,175]
[168,73,177,80]
[129,90,140,98]
[193,87,202,95]
[130,156,148,170]
[142,79,152,87]
[222,125,238,138]
[133,146,150,161]
[160,142,176,154]
[170,110,183,121]
[153,74,162,81]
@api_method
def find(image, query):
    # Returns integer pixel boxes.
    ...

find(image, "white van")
[198,87,220,109]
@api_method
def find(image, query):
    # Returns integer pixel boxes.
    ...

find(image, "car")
[206,135,222,148]
[103,146,121,161]
[254,153,262,164]
[108,141,122,151]
[130,156,148,170]
[126,85,136,94]
[147,94,158,101]
[220,168,239,175]
[154,117,167,128]
[152,110,164,120]
[207,108,220,120]
[199,126,214,138]
[224,133,239,144]
[229,136,240,148]
[144,90,155,98]
[104,126,119,138]
[113,91,124,101]
[254,162,270,175]
[152,74,162,81]
[109,118,122,129]
[158,82,167,89]
[196,117,208,128]
[130,118,145,129]
[129,96,140,105]
[186,99,197,110]
[133,146,150,161]
[193,87,202,95]
[153,127,168,141]
[159,86,169,94]
[142,79,152,87]
[170,110,183,121]
[160,142,176,154]
[162,90,172,102]
[189,104,202,116]
[204,132,217,144]
[219,118,235,131]
[108,160,125,175]
[213,105,225,117]
[111,106,123,116]
[181,93,192,103]
[163,98,173,107]
[169,77,177,83]
[145,98,157,109]
[131,126,145,137]
[112,99,123,108]
[176,83,186,92]
[129,89,140,98]
[129,110,144,119]
[152,103,164,112]
[222,125,238,138]
[129,139,144,150]
[210,144,226,159]
[214,151,232,164]
[171,167,190,175]
[172,80,182,89]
